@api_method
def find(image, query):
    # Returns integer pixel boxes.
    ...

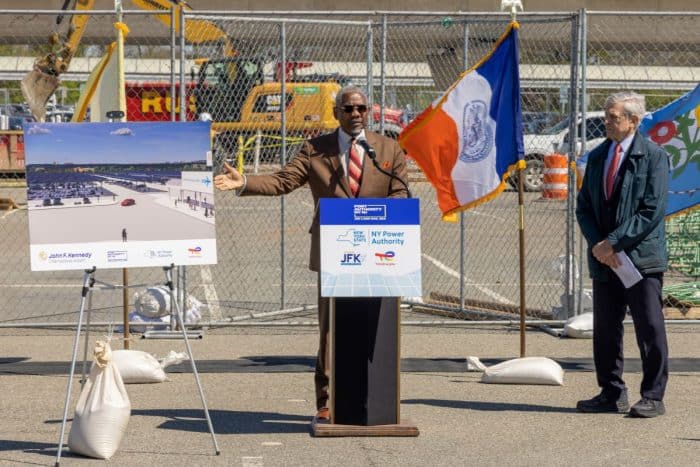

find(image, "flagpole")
[504,3,527,358]
[517,161,526,357]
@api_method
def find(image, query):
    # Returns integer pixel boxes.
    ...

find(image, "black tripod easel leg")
[163,264,220,455]
[56,267,96,467]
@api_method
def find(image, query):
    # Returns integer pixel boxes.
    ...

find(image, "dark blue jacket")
[576,132,669,281]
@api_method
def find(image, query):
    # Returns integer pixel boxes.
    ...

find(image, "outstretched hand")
[214,161,244,191]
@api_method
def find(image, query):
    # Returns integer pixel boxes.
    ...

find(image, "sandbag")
[123,304,203,333]
[133,286,173,318]
[564,312,594,339]
[467,356,564,386]
[112,349,188,384]
[68,340,131,459]
[133,286,204,320]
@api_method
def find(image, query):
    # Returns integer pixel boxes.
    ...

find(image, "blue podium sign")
[320,198,421,297]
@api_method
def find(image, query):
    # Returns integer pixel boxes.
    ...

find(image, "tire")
[522,157,545,192]
[510,156,545,192]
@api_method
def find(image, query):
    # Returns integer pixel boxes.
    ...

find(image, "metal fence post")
[366,22,373,110]
[379,14,387,134]
[280,21,287,309]
[565,11,582,319]
[576,9,589,316]
[460,20,470,314]
[170,5,176,122]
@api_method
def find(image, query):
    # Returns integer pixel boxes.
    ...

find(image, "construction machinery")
[21,1,406,160]
[21,0,94,120]
[21,0,236,121]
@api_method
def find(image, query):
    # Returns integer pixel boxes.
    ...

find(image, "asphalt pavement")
[1,324,698,466]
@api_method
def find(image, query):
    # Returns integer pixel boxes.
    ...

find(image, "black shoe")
[630,398,665,418]
[576,391,629,413]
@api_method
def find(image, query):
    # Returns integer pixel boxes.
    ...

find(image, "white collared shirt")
[337,128,366,176]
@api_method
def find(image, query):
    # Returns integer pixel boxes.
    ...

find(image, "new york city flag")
[399,21,524,217]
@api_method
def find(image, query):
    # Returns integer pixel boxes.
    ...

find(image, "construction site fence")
[0,9,698,327]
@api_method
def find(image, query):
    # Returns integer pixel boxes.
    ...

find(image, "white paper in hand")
[611,251,643,288]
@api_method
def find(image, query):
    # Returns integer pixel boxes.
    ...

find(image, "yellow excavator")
[21,0,236,120]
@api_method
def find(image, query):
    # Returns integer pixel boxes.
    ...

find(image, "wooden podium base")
[311,417,419,437]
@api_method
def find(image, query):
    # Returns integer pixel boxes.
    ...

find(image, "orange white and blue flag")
[399,21,524,217]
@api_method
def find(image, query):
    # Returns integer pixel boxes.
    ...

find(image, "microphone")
[356,137,412,198]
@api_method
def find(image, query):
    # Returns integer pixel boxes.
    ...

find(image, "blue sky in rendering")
[23,121,211,165]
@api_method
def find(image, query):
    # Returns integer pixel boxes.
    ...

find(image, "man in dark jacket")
[575,91,670,418]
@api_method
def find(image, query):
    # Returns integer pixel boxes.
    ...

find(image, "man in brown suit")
[214,85,409,420]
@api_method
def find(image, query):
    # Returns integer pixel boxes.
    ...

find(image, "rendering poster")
[24,121,217,271]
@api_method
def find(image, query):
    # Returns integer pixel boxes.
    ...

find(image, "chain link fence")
[0,9,697,327]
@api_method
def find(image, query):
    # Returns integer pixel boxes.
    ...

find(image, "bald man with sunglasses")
[214,85,409,421]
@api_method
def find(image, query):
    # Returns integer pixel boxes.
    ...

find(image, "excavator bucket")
[21,68,60,121]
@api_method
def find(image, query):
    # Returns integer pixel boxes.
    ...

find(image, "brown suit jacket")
[242,129,409,271]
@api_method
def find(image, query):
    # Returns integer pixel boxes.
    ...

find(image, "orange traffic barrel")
[542,153,568,200]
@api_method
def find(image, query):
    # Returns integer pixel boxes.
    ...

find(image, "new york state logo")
[459,100,493,163]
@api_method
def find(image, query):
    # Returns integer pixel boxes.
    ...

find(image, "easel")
[55,265,220,466]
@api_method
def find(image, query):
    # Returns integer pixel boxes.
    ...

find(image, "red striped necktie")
[348,138,363,197]
[605,143,623,199]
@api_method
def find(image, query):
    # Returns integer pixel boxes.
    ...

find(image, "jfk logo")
[340,252,363,266]
[459,100,493,163]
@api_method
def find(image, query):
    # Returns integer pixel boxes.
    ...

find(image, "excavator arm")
[21,0,237,120]
[21,0,94,120]
[130,0,237,58]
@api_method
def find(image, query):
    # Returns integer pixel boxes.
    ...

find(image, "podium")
[312,198,421,437]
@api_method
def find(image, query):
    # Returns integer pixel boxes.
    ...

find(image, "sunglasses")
[339,105,368,114]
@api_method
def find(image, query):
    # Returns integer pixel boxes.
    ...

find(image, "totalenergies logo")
[188,246,202,256]
[374,251,396,266]
[375,251,395,262]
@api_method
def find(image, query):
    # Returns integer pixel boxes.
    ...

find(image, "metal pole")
[379,15,387,134]
[576,9,588,316]
[366,22,373,110]
[565,12,581,319]
[518,166,526,358]
[280,22,287,309]
[178,5,189,317]
[179,6,186,123]
[163,266,220,455]
[460,21,470,314]
[170,6,176,122]
[55,268,95,466]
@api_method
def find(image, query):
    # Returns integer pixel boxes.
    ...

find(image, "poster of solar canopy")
[25,121,217,271]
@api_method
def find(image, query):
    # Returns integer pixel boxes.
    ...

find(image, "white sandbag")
[68,340,131,459]
[133,286,172,318]
[122,303,203,334]
[134,286,205,319]
[112,349,188,384]
[124,310,170,333]
[564,312,594,339]
[467,356,564,386]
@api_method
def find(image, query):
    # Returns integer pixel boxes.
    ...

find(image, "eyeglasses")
[604,112,628,123]
[339,105,368,114]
